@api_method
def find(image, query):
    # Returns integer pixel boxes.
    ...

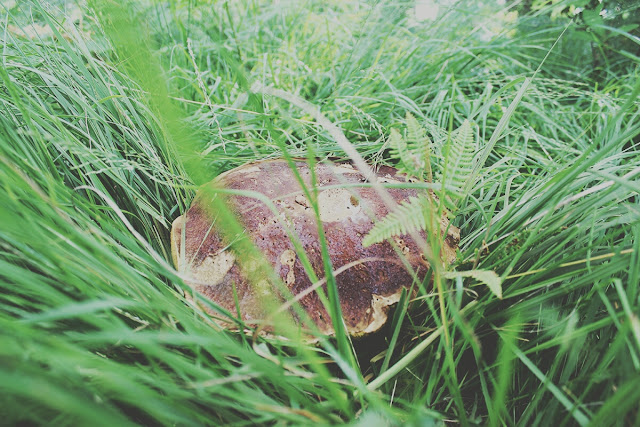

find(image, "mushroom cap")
[171,159,459,336]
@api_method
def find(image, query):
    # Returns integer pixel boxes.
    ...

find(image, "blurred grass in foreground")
[1,0,639,425]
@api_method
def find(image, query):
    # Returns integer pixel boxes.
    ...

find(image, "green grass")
[1,0,639,425]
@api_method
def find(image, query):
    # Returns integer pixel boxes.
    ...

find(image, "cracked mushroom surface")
[171,159,460,336]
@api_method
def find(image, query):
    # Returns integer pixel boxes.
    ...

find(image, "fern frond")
[405,113,432,182]
[389,128,421,179]
[388,113,432,180]
[363,196,433,247]
[423,121,448,149]
[442,119,475,201]
[388,128,411,174]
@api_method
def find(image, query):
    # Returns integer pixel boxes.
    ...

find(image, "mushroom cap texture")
[171,159,459,336]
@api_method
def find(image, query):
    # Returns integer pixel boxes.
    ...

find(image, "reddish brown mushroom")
[171,159,459,336]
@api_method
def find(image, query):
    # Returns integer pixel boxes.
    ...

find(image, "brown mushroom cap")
[171,159,459,336]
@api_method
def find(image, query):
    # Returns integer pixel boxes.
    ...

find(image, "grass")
[1,0,639,425]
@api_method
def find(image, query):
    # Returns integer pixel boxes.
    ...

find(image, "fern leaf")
[424,121,448,149]
[443,269,502,299]
[388,127,409,170]
[405,113,432,181]
[363,196,432,247]
[442,119,475,201]
[388,128,418,179]
[388,113,432,180]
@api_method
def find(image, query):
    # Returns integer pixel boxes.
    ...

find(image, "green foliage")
[362,196,433,247]
[514,0,640,80]
[389,113,433,181]
[365,118,476,247]
[441,119,476,202]
[443,269,502,299]
[1,0,639,425]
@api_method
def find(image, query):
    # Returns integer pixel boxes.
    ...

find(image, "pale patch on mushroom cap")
[193,251,236,287]
[279,249,297,286]
[317,188,365,223]
[363,293,404,334]
[171,159,460,337]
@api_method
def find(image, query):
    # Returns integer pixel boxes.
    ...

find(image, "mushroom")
[171,159,459,336]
